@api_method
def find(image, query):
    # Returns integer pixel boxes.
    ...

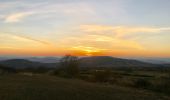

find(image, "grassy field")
[0,74,169,100]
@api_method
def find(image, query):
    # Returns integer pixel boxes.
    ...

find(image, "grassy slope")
[0,74,169,100]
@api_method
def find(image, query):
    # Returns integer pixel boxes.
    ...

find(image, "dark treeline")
[0,64,16,74]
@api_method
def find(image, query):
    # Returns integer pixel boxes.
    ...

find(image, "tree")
[58,55,80,78]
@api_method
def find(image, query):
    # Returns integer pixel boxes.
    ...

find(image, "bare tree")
[59,55,79,78]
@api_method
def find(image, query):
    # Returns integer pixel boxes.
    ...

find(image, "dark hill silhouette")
[26,57,60,63]
[0,59,57,69]
[79,56,159,68]
[0,56,161,69]
[0,64,16,73]
[0,57,60,63]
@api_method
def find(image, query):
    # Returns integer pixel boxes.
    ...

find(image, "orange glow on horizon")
[0,47,170,57]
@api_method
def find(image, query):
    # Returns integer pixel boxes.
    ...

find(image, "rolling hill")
[0,56,161,69]
[0,59,57,69]
[79,56,159,68]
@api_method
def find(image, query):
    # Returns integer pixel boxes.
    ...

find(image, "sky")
[0,0,170,57]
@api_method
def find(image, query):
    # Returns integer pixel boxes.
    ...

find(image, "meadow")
[0,73,169,100]
[0,56,170,100]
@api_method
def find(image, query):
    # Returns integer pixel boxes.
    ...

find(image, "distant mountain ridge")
[0,57,60,63]
[0,56,163,69]
[0,56,170,64]
[0,59,57,69]
[133,58,170,64]
[79,56,159,68]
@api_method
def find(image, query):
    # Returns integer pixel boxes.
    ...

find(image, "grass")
[0,74,169,100]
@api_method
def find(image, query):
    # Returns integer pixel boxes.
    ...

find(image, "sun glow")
[69,46,107,56]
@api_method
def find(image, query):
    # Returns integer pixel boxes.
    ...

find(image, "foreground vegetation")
[0,74,169,100]
[0,55,170,100]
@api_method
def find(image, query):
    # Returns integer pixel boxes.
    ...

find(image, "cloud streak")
[0,32,50,45]
[1,1,95,23]
[4,12,34,23]
[57,33,144,52]
[12,34,50,45]
[80,25,170,37]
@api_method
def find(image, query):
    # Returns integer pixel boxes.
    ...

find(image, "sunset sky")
[0,0,170,57]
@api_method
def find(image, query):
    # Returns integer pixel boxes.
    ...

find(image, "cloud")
[56,24,169,55]
[53,33,145,56]
[80,25,170,37]
[88,35,114,42]
[0,32,50,45]
[79,34,143,50]
[0,46,21,50]
[4,12,34,23]
[0,1,19,9]
[69,24,170,56]
[12,35,50,45]
[80,25,113,33]
[1,1,95,23]
[57,33,144,53]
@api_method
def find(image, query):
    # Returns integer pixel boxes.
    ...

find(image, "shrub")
[93,70,112,82]
[0,64,16,75]
[56,55,80,78]
[134,78,151,88]
[153,79,170,94]
[79,74,93,81]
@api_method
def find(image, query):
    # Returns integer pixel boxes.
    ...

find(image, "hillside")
[0,59,57,69]
[0,64,16,74]
[80,56,158,68]
[0,57,60,63]
[131,58,170,64]
[0,56,161,69]
[0,74,169,100]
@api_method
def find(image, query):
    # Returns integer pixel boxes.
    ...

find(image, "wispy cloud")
[0,1,19,9]
[60,24,170,55]
[80,25,170,37]
[0,32,50,45]
[1,1,95,23]
[12,34,50,45]
[57,33,144,53]
[0,46,21,50]
[4,12,34,23]
[67,24,170,56]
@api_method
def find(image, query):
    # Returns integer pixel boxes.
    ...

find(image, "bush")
[0,65,16,75]
[134,78,151,88]
[56,55,80,78]
[79,74,93,81]
[93,70,112,82]
[153,79,170,94]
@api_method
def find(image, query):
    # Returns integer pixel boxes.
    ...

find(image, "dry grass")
[0,74,169,100]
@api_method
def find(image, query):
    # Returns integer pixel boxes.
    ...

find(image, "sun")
[69,46,107,56]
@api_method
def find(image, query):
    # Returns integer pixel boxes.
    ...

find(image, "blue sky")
[0,0,170,57]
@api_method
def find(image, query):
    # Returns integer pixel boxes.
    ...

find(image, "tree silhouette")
[59,55,80,78]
